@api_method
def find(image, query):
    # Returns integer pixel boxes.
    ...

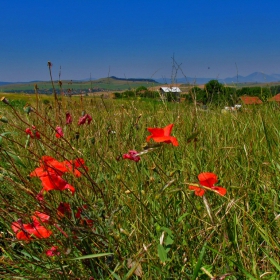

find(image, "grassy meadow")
[0,92,279,279]
[0,77,160,94]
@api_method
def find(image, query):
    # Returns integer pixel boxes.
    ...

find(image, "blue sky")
[1,0,280,82]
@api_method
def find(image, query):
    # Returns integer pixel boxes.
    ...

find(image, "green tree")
[135,86,147,94]
[204,80,225,105]
[188,86,207,104]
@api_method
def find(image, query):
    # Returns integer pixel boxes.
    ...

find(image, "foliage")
[0,93,279,279]
[187,80,276,106]
[114,88,159,99]
[236,86,271,101]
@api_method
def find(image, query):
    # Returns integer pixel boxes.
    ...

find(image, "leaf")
[191,241,207,280]
[21,250,41,261]
[0,132,13,146]
[65,252,113,261]
[157,244,167,263]
[261,249,280,272]
[165,235,174,246]
[4,151,26,168]
[161,227,173,236]
[0,132,13,137]
[109,270,122,280]
[177,212,190,223]
[125,258,143,278]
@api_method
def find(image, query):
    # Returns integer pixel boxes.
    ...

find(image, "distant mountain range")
[155,72,280,85]
[1,72,280,86]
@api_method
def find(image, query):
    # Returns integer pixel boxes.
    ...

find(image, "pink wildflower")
[66,112,72,124]
[123,150,141,162]
[46,246,60,257]
[78,114,92,125]
[55,126,64,138]
[36,192,44,202]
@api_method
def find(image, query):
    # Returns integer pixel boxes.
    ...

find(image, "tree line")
[115,80,280,106]
[186,80,280,106]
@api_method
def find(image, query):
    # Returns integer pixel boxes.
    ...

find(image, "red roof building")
[240,95,263,105]
[268,93,280,102]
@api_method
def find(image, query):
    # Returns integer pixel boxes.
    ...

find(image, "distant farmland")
[0,76,161,94]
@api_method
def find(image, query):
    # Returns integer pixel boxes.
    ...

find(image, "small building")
[239,95,263,105]
[159,87,181,101]
[268,93,280,103]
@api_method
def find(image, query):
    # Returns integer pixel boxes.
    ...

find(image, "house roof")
[240,95,263,105]
[160,87,181,93]
[268,93,280,102]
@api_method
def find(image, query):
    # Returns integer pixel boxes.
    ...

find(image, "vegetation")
[114,86,159,99]
[0,89,279,279]
[0,77,160,95]
[186,80,277,106]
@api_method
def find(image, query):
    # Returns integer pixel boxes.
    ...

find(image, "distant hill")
[110,76,158,83]
[0,76,160,94]
[1,72,280,90]
[0,81,13,86]
[155,72,280,85]
[222,72,280,84]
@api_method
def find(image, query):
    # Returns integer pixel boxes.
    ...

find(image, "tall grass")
[0,95,279,279]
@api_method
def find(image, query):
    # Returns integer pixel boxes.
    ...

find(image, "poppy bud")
[1,97,10,105]
[75,132,80,140]
[0,116,8,123]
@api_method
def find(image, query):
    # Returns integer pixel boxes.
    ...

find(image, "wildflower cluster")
[122,123,226,198]
[10,153,88,256]
[30,156,87,198]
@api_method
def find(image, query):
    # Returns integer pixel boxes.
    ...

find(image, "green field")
[0,94,279,279]
[0,77,161,93]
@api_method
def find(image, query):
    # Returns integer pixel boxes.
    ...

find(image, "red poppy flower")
[32,211,51,224]
[62,158,88,177]
[30,156,88,195]
[75,205,94,227]
[189,172,227,196]
[146,124,178,146]
[57,202,71,218]
[122,150,141,162]
[39,173,75,194]
[55,126,64,138]
[30,157,75,194]
[78,114,92,125]
[66,112,73,124]
[25,125,40,139]
[46,246,60,257]
[30,156,68,177]
[11,218,52,240]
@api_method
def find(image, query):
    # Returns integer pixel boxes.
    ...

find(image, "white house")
[159,87,181,101]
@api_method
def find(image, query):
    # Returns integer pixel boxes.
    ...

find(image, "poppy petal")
[189,185,205,196]
[212,186,227,196]
[147,127,164,137]
[147,124,178,146]
[163,124,174,136]
[198,172,218,188]
[11,222,21,233]
[32,211,50,224]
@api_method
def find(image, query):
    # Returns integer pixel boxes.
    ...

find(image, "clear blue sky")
[1,0,280,82]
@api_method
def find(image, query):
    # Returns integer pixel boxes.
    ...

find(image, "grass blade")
[191,241,207,280]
